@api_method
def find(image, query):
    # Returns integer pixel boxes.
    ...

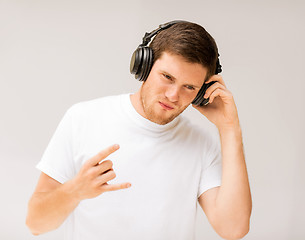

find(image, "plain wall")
[0,0,304,239]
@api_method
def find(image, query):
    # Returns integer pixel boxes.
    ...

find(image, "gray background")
[0,0,304,239]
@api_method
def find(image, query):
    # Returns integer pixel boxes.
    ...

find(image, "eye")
[185,85,195,90]
[163,74,172,80]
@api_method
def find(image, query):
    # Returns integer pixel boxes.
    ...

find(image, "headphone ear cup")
[135,47,146,81]
[130,47,143,76]
[137,47,152,81]
[141,47,153,82]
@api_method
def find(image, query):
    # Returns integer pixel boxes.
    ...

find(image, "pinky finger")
[208,89,219,104]
[102,182,132,192]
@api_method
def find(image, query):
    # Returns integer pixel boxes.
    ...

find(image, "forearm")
[26,179,80,235]
[215,125,252,236]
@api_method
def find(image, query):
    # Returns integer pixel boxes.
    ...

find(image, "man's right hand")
[26,144,131,235]
[70,144,131,200]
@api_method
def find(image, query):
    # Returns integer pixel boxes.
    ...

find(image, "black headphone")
[130,20,222,106]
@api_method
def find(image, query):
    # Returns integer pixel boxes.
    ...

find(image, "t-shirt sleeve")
[36,105,78,184]
[197,131,222,198]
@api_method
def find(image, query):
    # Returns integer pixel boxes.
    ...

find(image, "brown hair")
[149,21,219,81]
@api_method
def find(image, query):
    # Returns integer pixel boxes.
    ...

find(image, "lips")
[159,101,174,110]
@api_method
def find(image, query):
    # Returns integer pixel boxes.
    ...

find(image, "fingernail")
[114,144,120,149]
[127,183,131,188]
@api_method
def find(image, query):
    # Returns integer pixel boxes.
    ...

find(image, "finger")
[101,182,132,192]
[208,88,231,104]
[87,144,120,166]
[95,161,113,175]
[205,75,226,88]
[203,82,226,99]
[208,88,221,104]
[97,169,117,183]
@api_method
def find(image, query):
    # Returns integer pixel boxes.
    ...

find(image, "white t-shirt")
[36,93,222,240]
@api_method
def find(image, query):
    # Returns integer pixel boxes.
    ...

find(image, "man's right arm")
[26,173,81,235]
[26,144,131,235]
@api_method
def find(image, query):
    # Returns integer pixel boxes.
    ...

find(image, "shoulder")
[59,94,126,129]
[178,115,220,151]
[67,94,125,116]
[178,115,216,139]
[71,94,123,110]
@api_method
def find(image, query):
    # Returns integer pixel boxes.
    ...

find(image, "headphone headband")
[139,20,186,47]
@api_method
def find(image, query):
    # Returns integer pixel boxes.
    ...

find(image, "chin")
[142,106,171,125]
[151,107,181,125]
[155,116,175,125]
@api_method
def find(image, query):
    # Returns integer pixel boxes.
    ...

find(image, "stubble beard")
[140,86,188,125]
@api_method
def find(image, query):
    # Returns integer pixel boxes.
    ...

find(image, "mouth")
[159,101,174,110]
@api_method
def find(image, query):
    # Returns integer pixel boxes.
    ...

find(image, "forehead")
[154,52,207,85]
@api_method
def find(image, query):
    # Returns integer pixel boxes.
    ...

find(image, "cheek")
[189,90,199,100]
[181,88,199,101]
[175,91,198,109]
[147,76,168,94]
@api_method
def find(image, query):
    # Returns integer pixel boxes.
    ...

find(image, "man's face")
[140,51,208,125]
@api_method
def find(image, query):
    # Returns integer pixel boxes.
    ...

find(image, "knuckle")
[86,168,96,179]
[102,160,113,167]
[101,183,110,192]
[94,166,103,175]
[99,161,113,173]
[98,176,108,186]
[84,167,92,175]
[81,162,90,172]
[109,161,113,168]
[109,170,116,178]
[105,160,113,167]
[92,179,101,188]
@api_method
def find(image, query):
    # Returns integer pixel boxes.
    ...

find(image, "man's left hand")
[192,75,240,131]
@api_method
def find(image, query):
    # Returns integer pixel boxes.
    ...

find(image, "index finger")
[88,144,120,166]
[205,75,226,88]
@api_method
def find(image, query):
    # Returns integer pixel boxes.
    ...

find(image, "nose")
[165,85,179,102]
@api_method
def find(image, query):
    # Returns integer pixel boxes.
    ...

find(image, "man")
[26,20,252,240]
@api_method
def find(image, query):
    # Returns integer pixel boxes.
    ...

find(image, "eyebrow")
[161,70,201,89]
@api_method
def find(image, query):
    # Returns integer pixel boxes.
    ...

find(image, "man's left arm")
[193,75,252,240]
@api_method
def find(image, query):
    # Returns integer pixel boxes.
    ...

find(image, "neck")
[130,89,146,119]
